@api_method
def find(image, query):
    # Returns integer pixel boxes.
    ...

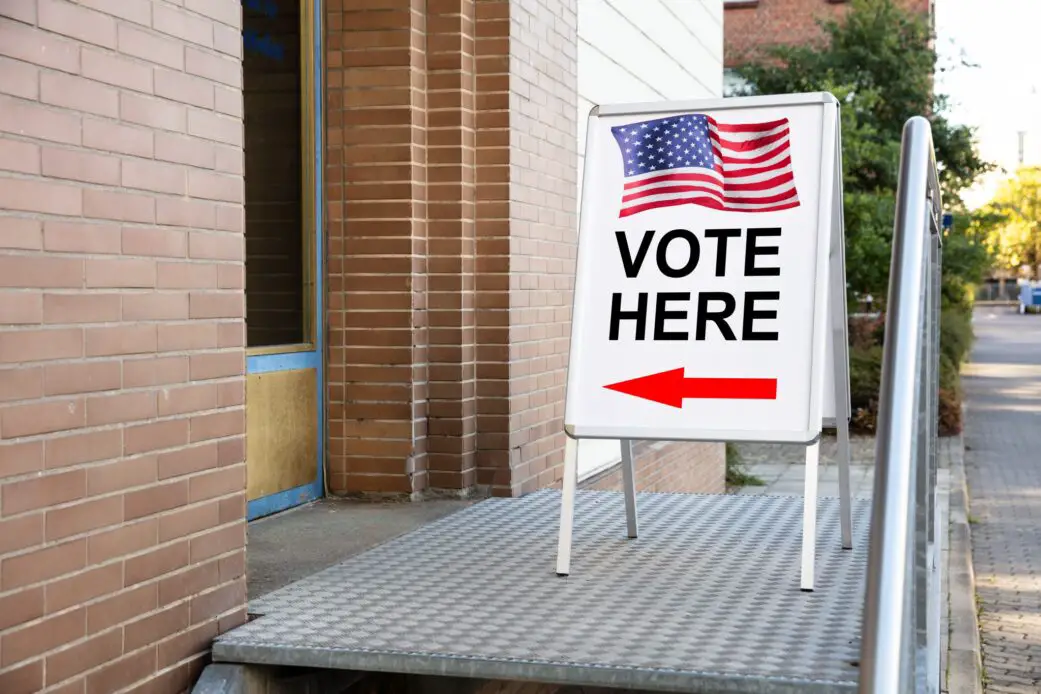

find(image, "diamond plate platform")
[215,490,872,693]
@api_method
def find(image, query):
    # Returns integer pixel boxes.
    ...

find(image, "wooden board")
[246,368,318,501]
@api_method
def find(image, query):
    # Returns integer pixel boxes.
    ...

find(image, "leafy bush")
[938,352,963,435]
[849,344,883,433]
[846,306,970,436]
[940,305,974,366]
[725,443,764,488]
[849,314,886,350]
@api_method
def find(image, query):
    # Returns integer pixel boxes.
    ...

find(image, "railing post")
[927,207,944,694]
[914,207,931,692]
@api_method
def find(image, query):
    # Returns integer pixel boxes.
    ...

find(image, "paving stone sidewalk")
[963,306,1041,693]
[734,435,879,499]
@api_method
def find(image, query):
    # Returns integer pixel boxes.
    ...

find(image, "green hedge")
[848,304,972,436]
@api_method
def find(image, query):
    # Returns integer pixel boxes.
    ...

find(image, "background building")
[0,1,724,693]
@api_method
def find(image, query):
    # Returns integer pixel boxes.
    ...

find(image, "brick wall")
[473,0,512,493]
[326,0,723,499]
[724,0,932,67]
[503,0,579,496]
[0,1,247,693]
[587,442,726,494]
[426,0,478,492]
[324,0,572,499]
[325,0,431,496]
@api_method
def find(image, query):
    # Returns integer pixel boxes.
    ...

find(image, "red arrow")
[604,368,777,408]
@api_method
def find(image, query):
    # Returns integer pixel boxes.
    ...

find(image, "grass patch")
[968,514,980,525]
[725,443,765,487]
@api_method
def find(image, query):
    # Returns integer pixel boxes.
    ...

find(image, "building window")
[242,0,316,350]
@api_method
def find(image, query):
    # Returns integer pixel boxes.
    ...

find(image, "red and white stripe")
[618,117,800,218]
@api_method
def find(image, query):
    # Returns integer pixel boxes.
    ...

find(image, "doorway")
[241,0,324,520]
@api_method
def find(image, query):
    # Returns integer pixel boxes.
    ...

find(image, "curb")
[945,433,984,694]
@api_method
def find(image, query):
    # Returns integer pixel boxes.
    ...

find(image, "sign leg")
[620,439,639,539]
[828,121,854,551]
[830,261,854,550]
[556,436,579,576]
[801,441,821,591]
[837,415,854,550]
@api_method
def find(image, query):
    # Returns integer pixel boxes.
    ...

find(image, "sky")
[934,0,1041,208]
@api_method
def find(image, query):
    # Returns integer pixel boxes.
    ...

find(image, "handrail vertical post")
[927,207,944,694]
[914,207,931,691]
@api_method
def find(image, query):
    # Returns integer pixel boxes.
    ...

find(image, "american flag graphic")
[611,113,800,217]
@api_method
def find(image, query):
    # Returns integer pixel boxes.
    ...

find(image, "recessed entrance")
[242,0,324,520]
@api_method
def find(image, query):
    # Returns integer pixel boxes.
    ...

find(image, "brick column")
[473,0,512,493]
[425,0,479,490]
[503,0,579,495]
[325,0,430,496]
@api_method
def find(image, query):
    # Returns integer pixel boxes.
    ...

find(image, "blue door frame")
[245,0,324,521]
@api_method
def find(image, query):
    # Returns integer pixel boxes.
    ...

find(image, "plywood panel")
[246,368,318,501]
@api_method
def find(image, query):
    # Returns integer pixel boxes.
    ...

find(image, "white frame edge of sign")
[593,92,839,117]
[824,116,854,428]
[805,98,840,439]
[564,92,840,446]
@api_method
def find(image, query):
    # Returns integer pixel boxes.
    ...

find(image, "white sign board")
[564,93,841,444]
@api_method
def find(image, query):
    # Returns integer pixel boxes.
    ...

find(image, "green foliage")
[724,443,764,488]
[849,344,883,432]
[943,210,993,294]
[843,191,898,300]
[979,167,1041,270]
[938,350,963,435]
[940,305,974,365]
[847,309,971,436]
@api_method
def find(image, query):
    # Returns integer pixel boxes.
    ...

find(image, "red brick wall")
[724,0,932,67]
[0,1,247,692]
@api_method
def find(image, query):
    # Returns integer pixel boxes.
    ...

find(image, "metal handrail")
[859,116,943,693]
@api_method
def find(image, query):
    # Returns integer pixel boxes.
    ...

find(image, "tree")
[981,167,1041,271]
[730,0,991,300]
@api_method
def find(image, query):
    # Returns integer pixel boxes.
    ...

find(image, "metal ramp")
[214,489,870,694]
[212,113,947,694]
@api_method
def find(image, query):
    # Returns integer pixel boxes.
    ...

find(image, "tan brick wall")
[0,1,247,692]
[500,0,579,497]
[426,0,479,491]
[325,0,431,496]
[586,442,726,494]
[473,0,512,493]
[724,0,932,67]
